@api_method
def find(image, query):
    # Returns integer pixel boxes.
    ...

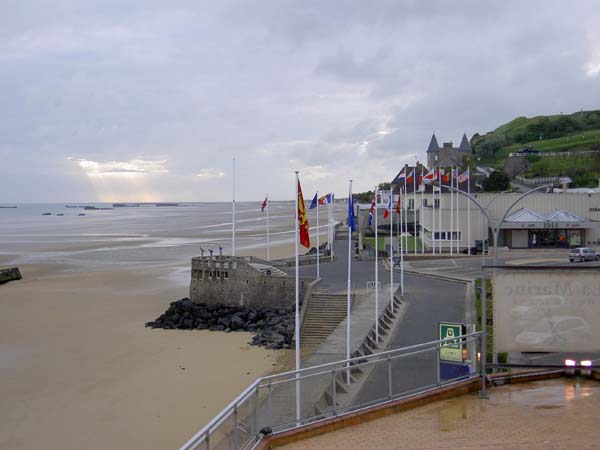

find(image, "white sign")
[494,270,600,352]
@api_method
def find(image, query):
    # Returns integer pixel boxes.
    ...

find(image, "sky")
[1,0,599,203]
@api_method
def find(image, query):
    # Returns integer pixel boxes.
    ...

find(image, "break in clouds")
[1,0,599,202]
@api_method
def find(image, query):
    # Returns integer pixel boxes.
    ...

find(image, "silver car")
[569,247,600,262]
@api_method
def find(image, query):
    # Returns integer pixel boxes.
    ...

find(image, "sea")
[0,202,317,282]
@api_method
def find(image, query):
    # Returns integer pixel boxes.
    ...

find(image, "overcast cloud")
[1,0,599,202]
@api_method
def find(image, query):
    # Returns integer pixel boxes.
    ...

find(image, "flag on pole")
[395,190,402,214]
[396,167,406,181]
[368,194,376,226]
[406,169,415,185]
[347,192,356,232]
[458,167,470,184]
[319,193,332,205]
[423,168,438,183]
[383,193,391,219]
[297,179,311,248]
[309,192,318,210]
[261,196,268,212]
[442,168,450,184]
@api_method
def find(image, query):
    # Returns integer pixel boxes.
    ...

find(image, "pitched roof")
[459,133,471,151]
[504,208,546,222]
[426,134,440,152]
[544,210,584,222]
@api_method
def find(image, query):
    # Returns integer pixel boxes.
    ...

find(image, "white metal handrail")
[179,332,482,450]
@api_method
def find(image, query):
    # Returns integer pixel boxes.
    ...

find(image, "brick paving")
[279,378,600,450]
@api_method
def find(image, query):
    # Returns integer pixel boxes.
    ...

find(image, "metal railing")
[179,332,482,450]
[509,150,600,158]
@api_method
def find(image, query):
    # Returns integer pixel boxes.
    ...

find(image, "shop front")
[500,208,588,249]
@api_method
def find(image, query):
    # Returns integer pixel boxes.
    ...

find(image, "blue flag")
[309,192,318,209]
[347,194,356,232]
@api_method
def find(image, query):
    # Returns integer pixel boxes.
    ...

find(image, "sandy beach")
[0,263,289,450]
[0,202,343,450]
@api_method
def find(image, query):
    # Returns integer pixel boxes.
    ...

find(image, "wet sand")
[0,264,290,450]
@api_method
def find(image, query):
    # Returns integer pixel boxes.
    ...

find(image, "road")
[354,274,468,404]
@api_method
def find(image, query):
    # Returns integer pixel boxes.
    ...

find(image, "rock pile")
[146,298,295,349]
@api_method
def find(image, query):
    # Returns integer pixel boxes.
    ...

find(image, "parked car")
[518,146,539,154]
[569,247,600,262]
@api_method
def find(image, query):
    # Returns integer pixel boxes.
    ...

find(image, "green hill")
[472,110,600,187]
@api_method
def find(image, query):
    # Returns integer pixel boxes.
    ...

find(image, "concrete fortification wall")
[189,255,309,309]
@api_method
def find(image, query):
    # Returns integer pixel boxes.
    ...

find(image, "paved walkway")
[280,378,600,449]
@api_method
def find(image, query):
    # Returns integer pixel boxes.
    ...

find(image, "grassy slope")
[474,110,600,168]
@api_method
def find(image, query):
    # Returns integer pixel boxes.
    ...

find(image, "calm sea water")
[0,202,307,274]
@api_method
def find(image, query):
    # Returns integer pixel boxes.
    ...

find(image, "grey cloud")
[1,0,599,202]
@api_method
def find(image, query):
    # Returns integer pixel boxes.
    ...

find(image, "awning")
[501,208,587,229]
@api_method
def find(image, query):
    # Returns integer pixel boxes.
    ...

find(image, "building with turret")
[426,133,472,168]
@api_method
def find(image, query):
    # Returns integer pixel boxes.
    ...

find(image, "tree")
[482,170,511,192]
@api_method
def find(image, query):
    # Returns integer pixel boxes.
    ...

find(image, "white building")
[360,191,600,250]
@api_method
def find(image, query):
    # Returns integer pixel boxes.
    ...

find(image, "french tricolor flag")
[383,194,391,219]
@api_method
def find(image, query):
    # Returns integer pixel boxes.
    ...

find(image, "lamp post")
[432,182,552,397]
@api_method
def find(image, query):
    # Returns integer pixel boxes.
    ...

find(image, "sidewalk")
[279,378,600,449]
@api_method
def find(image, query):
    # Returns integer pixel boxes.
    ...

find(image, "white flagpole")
[403,166,408,254]
[468,168,471,254]
[456,171,460,253]
[267,194,270,261]
[232,157,236,256]
[413,167,417,255]
[450,167,454,255]
[389,189,394,313]
[294,171,301,423]
[432,173,436,255]
[316,191,320,279]
[346,181,353,385]
[438,169,442,254]
[421,166,425,254]
[399,189,404,294]
[374,186,380,343]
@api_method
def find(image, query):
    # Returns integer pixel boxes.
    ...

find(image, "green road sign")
[439,322,463,362]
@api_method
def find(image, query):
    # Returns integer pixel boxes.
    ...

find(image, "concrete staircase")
[248,263,288,277]
[313,294,405,417]
[301,291,350,359]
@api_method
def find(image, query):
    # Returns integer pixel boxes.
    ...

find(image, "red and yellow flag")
[395,190,402,214]
[297,179,311,248]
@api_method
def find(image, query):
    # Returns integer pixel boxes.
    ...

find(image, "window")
[408,199,414,210]
[434,199,440,208]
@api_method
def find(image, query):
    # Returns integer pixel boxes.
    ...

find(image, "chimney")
[443,142,453,149]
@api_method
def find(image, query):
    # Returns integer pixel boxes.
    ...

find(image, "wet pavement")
[279,377,600,450]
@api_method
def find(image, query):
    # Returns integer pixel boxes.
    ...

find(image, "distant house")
[426,133,472,169]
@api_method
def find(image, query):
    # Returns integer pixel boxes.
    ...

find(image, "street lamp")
[431,182,552,398]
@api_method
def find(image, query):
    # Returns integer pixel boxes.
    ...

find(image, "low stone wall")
[0,267,22,285]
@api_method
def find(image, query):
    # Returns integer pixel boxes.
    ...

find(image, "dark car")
[518,146,539,154]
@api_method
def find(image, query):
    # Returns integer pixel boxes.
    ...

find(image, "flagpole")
[438,169,442,255]
[294,171,301,424]
[450,167,454,255]
[374,186,379,343]
[346,181,353,385]
[399,189,404,294]
[232,157,236,256]
[413,166,417,255]
[266,194,270,261]
[421,166,425,254]
[456,169,460,253]
[468,168,471,255]
[403,165,408,254]
[432,172,436,255]
[389,189,394,313]
[316,190,320,278]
